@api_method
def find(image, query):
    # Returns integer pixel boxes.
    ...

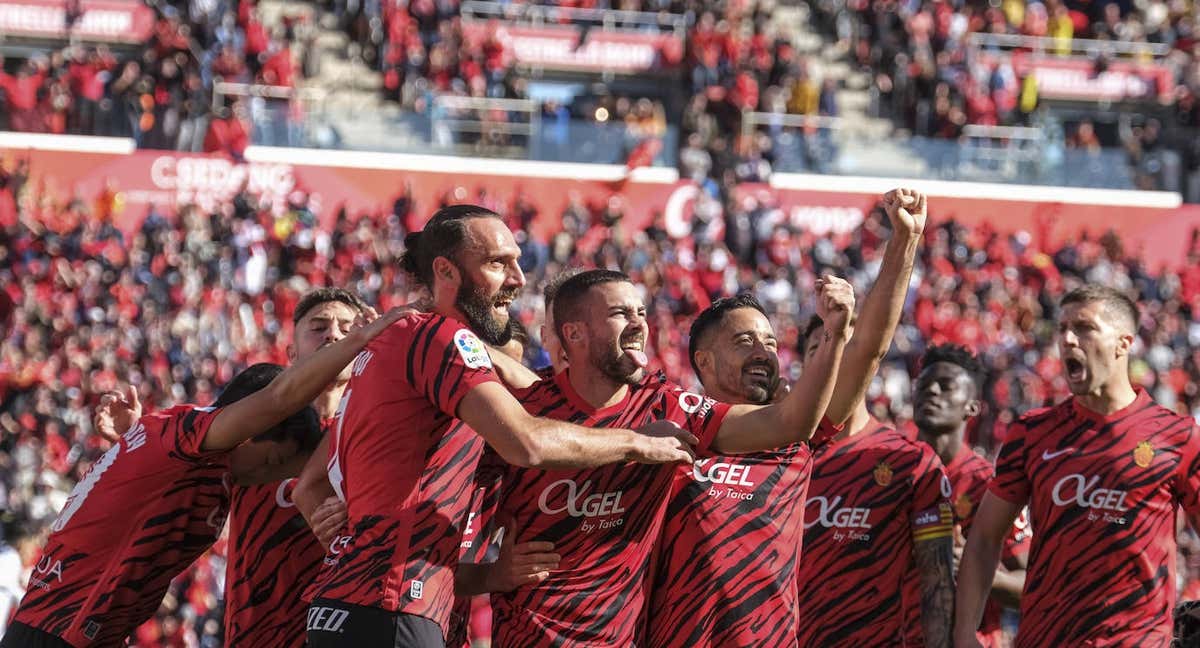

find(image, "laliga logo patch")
[1133,441,1154,468]
[454,329,492,369]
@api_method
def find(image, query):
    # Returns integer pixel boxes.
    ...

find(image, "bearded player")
[912,344,1028,647]
[303,206,697,648]
[955,286,1200,647]
[0,308,402,648]
[460,268,855,647]
[644,187,925,647]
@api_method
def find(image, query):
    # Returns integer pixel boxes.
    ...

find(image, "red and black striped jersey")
[13,405,231,647]
[796,418,953,647]
[482,371,729,648]
[989,389,1200,647]
[312,313,499,640]
[223,417,334,648]
[447,466,503,648]
[646,442,812,648]
[928,445,1031,647]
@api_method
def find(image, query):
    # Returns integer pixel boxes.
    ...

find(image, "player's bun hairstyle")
[919,343,985,393]
[292,287,368,325]
[1060,285,1140,335]
[399,204,503,287]
[687,293,767,375]
[212,363,323,452]
[551,269,631,341]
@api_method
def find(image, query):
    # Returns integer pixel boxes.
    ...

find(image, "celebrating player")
[223,288,368,648]
[954,286,1200,647]
[461,268,855,647]
[795,322,956,646]
[912,344,1028,647]
[645,187,925,647]
[0,308,402,648]
[303,206,698,647]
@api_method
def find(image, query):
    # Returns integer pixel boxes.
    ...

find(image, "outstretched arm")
[825,189,925,425]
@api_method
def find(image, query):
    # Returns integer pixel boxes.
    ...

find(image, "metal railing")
[742,112,844,174]
[212,82,332,148]
[431,94,541,158]
[967,33,1170,60]
[461,0,687,36]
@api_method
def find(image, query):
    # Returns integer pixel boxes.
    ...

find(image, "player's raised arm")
[825,188,925,425]
[954,491,1024,648]
[456,383,696,469]
[201,307,404,452]
[708,275,853,454]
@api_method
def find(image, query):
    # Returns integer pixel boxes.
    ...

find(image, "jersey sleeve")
[410,322,500,419]
[460,448,506,565]
[989,420,1031,504]
[164,406,226,463]
[911,447,954,544]
[1173,422,1200,521]
[662,387,732,455]
[1001,506,1032,564]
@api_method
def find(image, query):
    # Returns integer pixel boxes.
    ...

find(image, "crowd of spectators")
[4,145,1200,641]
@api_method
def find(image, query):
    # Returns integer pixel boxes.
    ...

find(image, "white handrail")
[460,0,686,35]
[966,32,1170,59]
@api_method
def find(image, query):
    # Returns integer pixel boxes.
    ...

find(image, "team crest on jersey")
[873,462,893,487]
[454,329,492,369]
[1133,441,1155,468]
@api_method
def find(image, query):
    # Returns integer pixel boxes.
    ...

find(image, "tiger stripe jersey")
[479,371,729,648]
[989,389,1200,647]
[646,442,812,648]
[941,446,1030,647]
[311,313,500,640]
[795,417,953,647]
[447,464,504,648]
[12,405,231,647]
[223,419,334,648]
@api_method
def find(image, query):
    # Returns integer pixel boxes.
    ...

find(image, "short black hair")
[919,343,984,393]
[292,287,367,325]
[688,294,767,375]
[543,268,584,313]
[1060,285,1139,334]
[551,269,631,341]
[398,204,504,287]
[797,313,859,355]
[211,363,322,452]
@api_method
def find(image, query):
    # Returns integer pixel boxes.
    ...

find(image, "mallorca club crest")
[1133,441,1155,468]
[873,461,894,487]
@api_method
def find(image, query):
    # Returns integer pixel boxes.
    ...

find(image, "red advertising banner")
[460,22,682,73]
[0,0,155,44]
[976,51,1175,103]
[3,143,1197,268]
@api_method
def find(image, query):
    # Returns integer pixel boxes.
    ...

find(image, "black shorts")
[0,622,74,648]
[306,599,445,648]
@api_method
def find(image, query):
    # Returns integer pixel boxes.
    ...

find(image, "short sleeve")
[1173,423,1200,520]
[409,322,499,419]
[164,406,225,463]
[911,447,954,543]
[662,388,732,455]
[460,449,506,565]
[989,420,1031,505]
[1001,506,1032,563]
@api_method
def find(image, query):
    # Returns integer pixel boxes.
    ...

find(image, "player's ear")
[693,349,713,375]
[965,398,981,418]
[561,321,584,345]
[285,343,296,362]
[432,256,461,290]
[1115,332,1134,359]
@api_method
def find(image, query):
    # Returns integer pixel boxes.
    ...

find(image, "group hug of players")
[2,187,1199,648]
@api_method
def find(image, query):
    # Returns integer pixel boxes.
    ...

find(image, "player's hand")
[94,384,142,444]
[487,539,560,592]
[350,306,407,342]
[630,420,697,464]
[882,188,928,238]
[310,496,347,548]
[815,275,854,339]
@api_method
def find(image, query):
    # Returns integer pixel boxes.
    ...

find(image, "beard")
[455,277,516,346]
[591,336,644,386]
